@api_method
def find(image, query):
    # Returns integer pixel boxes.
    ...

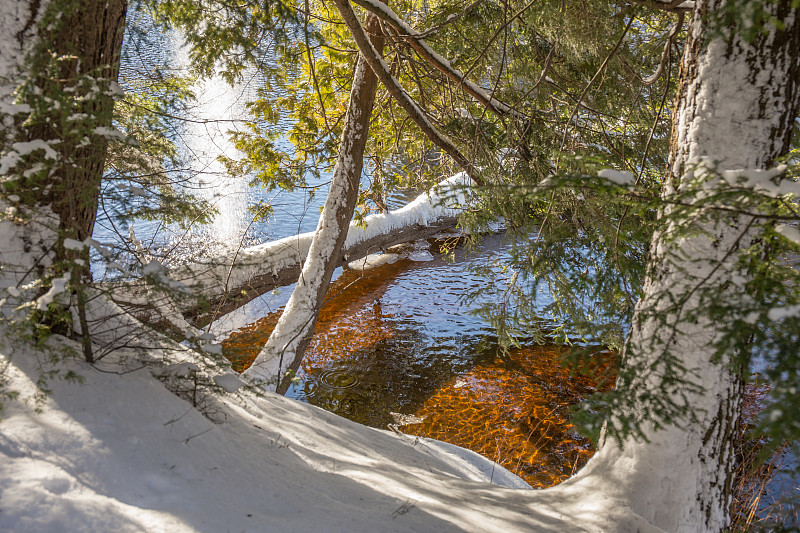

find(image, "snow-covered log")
[167,174,468,326]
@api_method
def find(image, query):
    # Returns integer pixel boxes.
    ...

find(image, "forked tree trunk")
[242,15,385,393]
[561,2,800,531]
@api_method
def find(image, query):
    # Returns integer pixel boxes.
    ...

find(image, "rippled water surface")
[121,18,610,490]
[223,235,614,487]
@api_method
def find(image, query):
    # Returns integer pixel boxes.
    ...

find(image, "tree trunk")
[242,15,385,393]
[48,0,128,242]
[2,0,127,243]
[563,2,800,531]
[0,1,57,294]
[181,211,459,326]
[1,0,127,359]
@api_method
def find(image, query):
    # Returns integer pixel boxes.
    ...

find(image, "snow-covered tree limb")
[166,175,467,326]
[241,13,386,393]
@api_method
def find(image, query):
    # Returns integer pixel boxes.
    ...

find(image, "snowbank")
[0,331,667,532]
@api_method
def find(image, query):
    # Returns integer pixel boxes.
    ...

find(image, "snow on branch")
[633,0,695,12]
[165,174,471,325]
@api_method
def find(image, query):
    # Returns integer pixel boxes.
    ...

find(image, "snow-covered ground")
[0,338,518,532]
[0,329,528,532]
[0,329,666,532]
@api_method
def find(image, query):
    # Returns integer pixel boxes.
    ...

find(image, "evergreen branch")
[415,0,485,39]
[332,0,484,185]
[350,0,526,121]
[120,99,248,125]
[633,0,695,13]
[612,25,677,303]
[458,0,539,92]
[639,12,684,86]
[304,0,333,137]
[558,12,636,161]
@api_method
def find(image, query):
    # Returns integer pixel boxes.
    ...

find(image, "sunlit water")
[111,22,613,489]
[222,234,615,488]
[99,14,331,263]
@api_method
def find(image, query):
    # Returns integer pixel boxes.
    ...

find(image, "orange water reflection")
[223,258,409,373]
[400,345,613,487]
[222,252,614,489]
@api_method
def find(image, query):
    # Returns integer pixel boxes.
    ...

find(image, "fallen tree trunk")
[109,173,470,327]
[185,211,460,326]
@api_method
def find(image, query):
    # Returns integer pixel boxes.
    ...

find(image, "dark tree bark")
[28,0,128,242]
[1,0,128,361]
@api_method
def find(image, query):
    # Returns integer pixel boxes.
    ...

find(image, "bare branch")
[633,0,694,13]
[639,12,684,85]
[350,0,526,121]
[415,0,485,39]
[332,0,484,184]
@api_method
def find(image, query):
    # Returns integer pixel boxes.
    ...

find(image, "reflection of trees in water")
[401,345,613,488]
[223,242,602,487]
[220,251,608,487]
[300,336,612,489]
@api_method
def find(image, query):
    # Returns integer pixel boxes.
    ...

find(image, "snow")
[93,126,128,142]
[35,274,70,311]
[0,328,670,532]
[347,252,398,270]
[719,164,800,197]
[157,362,201,377]
[767,304,800,321]
[62,238,87,251]
[408,250,435,262]
[0,3,33,95]
[343,173,468,247]
[597,168,635,186]
[408,239,435,262]
[142,260,190,294]
[776,224,800,245]
[172,174,469,311]
[1,140,61,175]
[211,372,245,392]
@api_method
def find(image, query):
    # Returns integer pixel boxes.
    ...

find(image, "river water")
[98,18,641,490]
[220,233,609,488]
[108,22,604,487]
[100,11,346,266]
